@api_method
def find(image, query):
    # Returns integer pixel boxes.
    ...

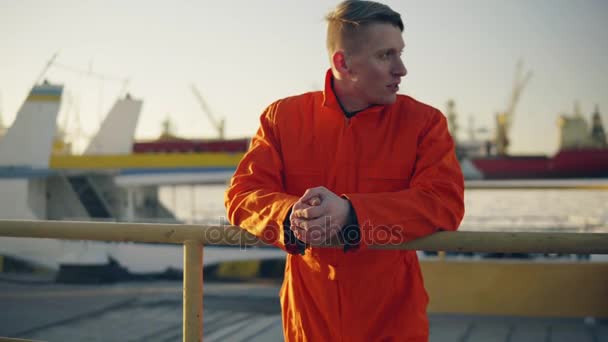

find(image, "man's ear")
[332,50,349,76]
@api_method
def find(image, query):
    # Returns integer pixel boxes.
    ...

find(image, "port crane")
[190,84,225,140]
[495,60,533,156]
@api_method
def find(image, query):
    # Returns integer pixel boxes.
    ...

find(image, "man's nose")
[393,58,407,77]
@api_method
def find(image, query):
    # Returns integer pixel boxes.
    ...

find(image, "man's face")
[345,23,407,106]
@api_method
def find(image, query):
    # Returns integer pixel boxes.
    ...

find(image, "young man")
[225,1,465,340]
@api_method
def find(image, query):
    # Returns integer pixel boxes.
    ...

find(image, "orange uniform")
[225,70,464,341]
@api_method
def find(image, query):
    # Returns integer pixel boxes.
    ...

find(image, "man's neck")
[332,77,370,115]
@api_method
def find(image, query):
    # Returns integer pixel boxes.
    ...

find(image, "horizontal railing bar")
[464,180,608,190]
[0,220,607,254]
[0,219,246,245]
[371,231,608,254]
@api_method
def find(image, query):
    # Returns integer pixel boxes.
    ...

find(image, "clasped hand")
[289,186,349,246]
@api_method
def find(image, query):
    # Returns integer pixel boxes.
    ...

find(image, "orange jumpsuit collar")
[322,69,343,112]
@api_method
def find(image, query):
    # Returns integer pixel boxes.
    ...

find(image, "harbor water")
[159,181,608,233]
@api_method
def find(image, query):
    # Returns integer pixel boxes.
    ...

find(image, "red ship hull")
[471,148,608,179]
[133,138,608,180]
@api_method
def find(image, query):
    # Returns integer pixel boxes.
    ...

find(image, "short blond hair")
[325,0,404,55]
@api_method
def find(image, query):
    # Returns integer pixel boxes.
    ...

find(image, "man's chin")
[378,94,398,105]
[368,94,398,107]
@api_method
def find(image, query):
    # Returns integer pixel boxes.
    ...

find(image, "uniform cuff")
[341,199,360,252]
[283,207,306,255]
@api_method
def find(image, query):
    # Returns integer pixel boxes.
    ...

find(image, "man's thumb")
[308,196,321,206]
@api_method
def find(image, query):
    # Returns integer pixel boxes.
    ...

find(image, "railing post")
[183,240,203,342]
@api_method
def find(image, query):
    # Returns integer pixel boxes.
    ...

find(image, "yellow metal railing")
[1,219,608,342]
[464,179,608,190]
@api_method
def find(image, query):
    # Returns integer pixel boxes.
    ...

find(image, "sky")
[0,0,607,155]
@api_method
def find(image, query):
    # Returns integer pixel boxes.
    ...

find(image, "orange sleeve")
[344,110,465,251]
[224,101,299,252]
